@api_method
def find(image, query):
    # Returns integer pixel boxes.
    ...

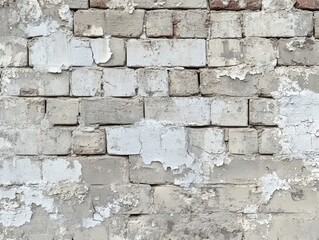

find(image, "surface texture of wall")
[1,0,319,239]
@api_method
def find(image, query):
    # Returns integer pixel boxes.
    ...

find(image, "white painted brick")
[243,12,313,37]
[127,39,206,67]
[136,69,169,97]
[1,69,70,96]
[42,159,82,183]
[145,97,211,126]
[71,68,102,97]
[0,37,28,67]
[210,12,242,38]
[30,32,93,72]
[46,99,79,125]
[0,158,41,185]
[229,129,258,154]
[107,122,193,170]
[211,98,248,126]
[103,68,136,97]
[106,127,141,155]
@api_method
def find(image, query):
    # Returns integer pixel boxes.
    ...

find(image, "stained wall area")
[1,0,319,239]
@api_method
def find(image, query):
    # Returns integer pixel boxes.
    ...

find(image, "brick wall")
[1,0,319,239]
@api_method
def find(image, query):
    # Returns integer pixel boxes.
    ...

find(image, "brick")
[279,38,319,66]
[72,130,106,155]
[315,13,319,38]
[169,69,199,96]
[0,37,27,67]
[107,122,194,170]
[71,68,102,97]
[80,156,129,185]
[210,156,310,184]
[146,10,173,37]
[136,69,169,97]
[249,99,278,126]
[15,128,41,155]
[41,129,72,155]
[103,68,136,97]
[42,158,82,183]
[173,10,208,38]
[106,126,141,155]
[211,98,248,126]
[259,128,281,154]
[210,0,261,10]
[74,10,105,37]
[91,184,152,214]
[153,186,218,214]
[262,188,317,213]
[47,99,79,125]
[1,69,70,96]
[127,39,206,67]
[229,128,258,154]
[208,39,242,67]
[105,10,144,37]
[208,38,277,67]
[90,38,114,65]
[81,98,144,125]
[65,0,88,9]
[133,0,208,8]
[243,12,313,37]
[30,32,93,72]
[262,0,296,11]
[99,38,126,67]
[129,156,181,185]
[0,98,45,126]
[200,69,259,97]
[188,128,226,158]
[210,12,242,38]
[0,158,41,185]
[145,97,211,126]
[268,214,319,239]
[295,0,319,9]
[128,214,242,240]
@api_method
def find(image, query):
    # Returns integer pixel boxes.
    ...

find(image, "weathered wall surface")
[1,0,319,239]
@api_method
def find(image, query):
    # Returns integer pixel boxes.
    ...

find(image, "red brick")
[210,0,261,10]
[295,0,319,9]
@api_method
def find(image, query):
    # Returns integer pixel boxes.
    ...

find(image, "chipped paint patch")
[259,172,290,202]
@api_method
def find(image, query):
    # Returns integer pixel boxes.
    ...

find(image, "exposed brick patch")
[210,0,262,10]
[295,0,319,9]
[90,0,108,8]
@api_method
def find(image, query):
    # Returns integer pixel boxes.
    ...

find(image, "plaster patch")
[91,38,113,64]
[259,172,290,202]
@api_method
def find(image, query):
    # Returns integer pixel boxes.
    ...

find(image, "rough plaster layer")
[1,0,319,239]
